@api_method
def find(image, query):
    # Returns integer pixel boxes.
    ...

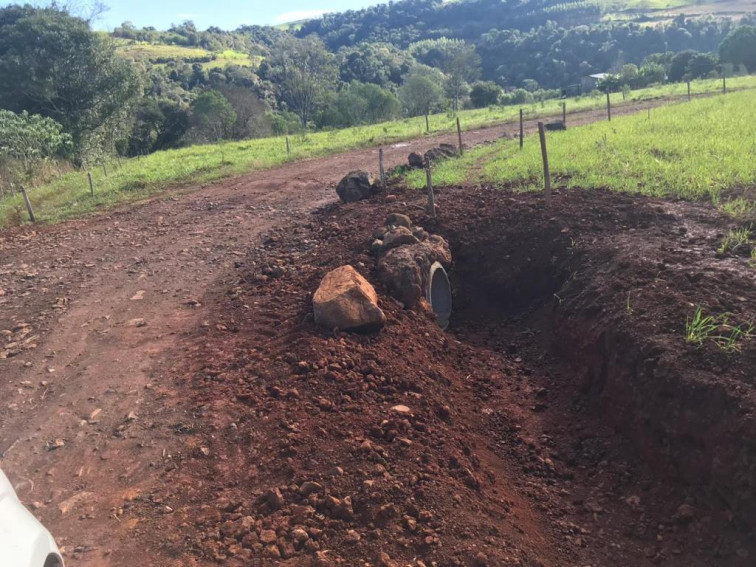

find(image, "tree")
[470,81,501,108]
[621,64,639,85]
[128,98,189,156]
[669,50,698,82]
[216,85,272,139]
[188,90,236,143]
[637,63,666,86]
[719,26,756,72]
[323,82,401,127]
[686,53,717,79]
[0,110,71,176]
[444,44,481,111]
[399,66,446,117]
[0,5,142,163]
[263,35,338,128]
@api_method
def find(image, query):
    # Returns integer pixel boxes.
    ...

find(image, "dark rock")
[336,171,378,203]
[408,153,424,169]
[545,121,566,131]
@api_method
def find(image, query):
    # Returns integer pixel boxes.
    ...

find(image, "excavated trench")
[432,195,756,531]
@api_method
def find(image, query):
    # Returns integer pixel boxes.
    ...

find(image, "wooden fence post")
[88,172,95,197]
[286,136,291,156]
[606,92,612,121]
[102,163,108,177]
[687,81,691,101]
[379,148,387,193]
[562,102,567,127]
[647,108,651,120]
[722,75,726,94]
[537,123,551,206]
[519,108,524,150]
[20,186,36,223]
[456,117,463,156]
[425,113,430,133]
[424,158,436,218]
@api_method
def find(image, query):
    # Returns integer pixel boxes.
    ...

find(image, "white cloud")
[274,9,329,24]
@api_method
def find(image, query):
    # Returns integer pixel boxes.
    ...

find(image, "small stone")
[126,318,147,328]
[327,466,344,477]
[344,529,361,544]
[299,481,323,496]
[673,503,695,524]
[385,213,412,230]
[385,194,397,203]
[474,551,489,566]
[260,487,284,511]
[259,530,277,544]
[390,405,412,415]
[379,551,398,567]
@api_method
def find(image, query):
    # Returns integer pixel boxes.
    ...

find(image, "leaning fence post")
[606,92,612,121]
[379,148,387,193]
[102,163,108,177]
[424,157,436,218]
[20,186,36,223]
[456,117,463,156]
[537,122,551,206]
[286,136,290,156]
[87,172,95,197]
[519,108,524,149]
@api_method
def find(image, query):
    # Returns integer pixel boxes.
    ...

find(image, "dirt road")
[0,97,715,566]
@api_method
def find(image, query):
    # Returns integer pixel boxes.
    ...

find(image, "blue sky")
[85,0,380,30]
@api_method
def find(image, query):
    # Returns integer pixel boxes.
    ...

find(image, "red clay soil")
[122,185,755,567]
[0,98,753,567]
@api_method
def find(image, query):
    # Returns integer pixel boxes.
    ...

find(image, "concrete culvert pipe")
[427,262,452,330]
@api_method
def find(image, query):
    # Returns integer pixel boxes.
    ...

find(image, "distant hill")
[296,0,751,49]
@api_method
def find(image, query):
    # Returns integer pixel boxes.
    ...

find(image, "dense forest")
[1,0,755,194]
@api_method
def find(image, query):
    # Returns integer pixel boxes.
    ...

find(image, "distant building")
[581,73,610,93]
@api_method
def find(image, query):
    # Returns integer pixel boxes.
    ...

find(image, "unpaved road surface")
[0,98,721,566]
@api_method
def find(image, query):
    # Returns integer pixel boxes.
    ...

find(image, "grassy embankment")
[1,75,755,227]
[405,90,756,215]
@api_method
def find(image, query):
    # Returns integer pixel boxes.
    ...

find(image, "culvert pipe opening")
[427,262,452,330]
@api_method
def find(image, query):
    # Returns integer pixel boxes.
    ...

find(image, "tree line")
[1,1,755,195]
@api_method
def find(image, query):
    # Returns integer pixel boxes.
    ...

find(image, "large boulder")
[336,171,378,203]
[313,266,386,333]
[378,236,452,308]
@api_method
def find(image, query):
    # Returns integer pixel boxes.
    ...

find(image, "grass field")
[2,76,755,227]
[405,90,756,212]
[116,41,258,69]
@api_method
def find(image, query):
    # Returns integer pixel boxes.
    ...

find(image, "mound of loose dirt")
[136,184,755,567]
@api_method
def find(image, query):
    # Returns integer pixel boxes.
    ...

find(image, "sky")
[76,0,382,31]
